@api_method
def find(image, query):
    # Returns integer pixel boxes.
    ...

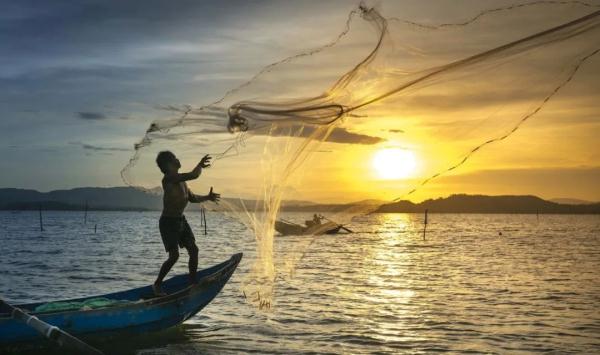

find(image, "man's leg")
[184,242,199,284]
[181,217,198,284]
[154,248,179,293]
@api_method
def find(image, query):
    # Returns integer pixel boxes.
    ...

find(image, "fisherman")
[313,213,322,226]
[153,151,220,296]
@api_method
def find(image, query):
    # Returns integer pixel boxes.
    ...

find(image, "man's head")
[156,151,181,174]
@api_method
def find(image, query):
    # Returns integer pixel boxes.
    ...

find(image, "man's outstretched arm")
[188,187,220,203]
[164,155,212,183]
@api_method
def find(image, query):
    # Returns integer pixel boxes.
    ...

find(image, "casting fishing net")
[121,1,600,309]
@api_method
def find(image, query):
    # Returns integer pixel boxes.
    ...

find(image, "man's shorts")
[159,215,196,253]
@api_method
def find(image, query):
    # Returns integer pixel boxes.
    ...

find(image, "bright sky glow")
[373,148,417,180]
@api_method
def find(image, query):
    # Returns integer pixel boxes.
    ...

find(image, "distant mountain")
[375,194,600,214]
[1,188,598,214]
[550,198,594,205]
[0,187,162,211]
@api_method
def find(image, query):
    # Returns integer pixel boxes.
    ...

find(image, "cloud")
[252,124,385,145]
[75,110,133,121]
[76,111,106,120]
[82,144,129,152]
[326,127,384,145]
[70,141,129,152]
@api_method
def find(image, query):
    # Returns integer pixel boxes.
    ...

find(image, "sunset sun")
[372,148,417,180]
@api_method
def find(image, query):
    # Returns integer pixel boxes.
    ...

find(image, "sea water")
[1,211,599,354]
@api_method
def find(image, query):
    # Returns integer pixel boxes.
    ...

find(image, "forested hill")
[0,187,162,211]
[375,194,600,214]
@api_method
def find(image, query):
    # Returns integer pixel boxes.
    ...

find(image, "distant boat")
[274,219,344,236]
[0,253,242,348]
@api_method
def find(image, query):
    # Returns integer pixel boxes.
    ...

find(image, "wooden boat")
[0,253,242,347]
[274,220,342,236]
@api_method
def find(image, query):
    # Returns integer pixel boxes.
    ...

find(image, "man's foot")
[152,283,167,297]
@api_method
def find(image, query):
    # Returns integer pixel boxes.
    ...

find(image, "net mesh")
[121,1,600,309]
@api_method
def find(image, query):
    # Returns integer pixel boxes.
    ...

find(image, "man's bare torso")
[162,178,189,217]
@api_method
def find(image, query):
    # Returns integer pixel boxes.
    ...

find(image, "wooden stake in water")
[84,200,88,224]
[39,204,44,232]
[422,209,428,241]
[202,207,207,235]
[94,224,97,234]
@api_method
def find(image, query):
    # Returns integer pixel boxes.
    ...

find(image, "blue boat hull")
[0,253,242,346]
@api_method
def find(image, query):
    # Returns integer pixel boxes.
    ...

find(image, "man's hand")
[165,154,213,183]
[207,187,220,203]
[199,154,212,169]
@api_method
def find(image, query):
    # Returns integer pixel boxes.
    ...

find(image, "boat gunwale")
[0,253,242,320]
[276,220,341,236]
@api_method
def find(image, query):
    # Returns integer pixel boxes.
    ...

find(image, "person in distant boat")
[305,213,322,228]
[153,151,220,296]
[313,213,322,225]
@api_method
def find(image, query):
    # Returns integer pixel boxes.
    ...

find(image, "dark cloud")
[155,104,189,113]
[76,111,106,120]
[82,144,129,152]
[254,124,385,145]
[326,127,384,145]
[73,110,132,121]
[70,141,129,152]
